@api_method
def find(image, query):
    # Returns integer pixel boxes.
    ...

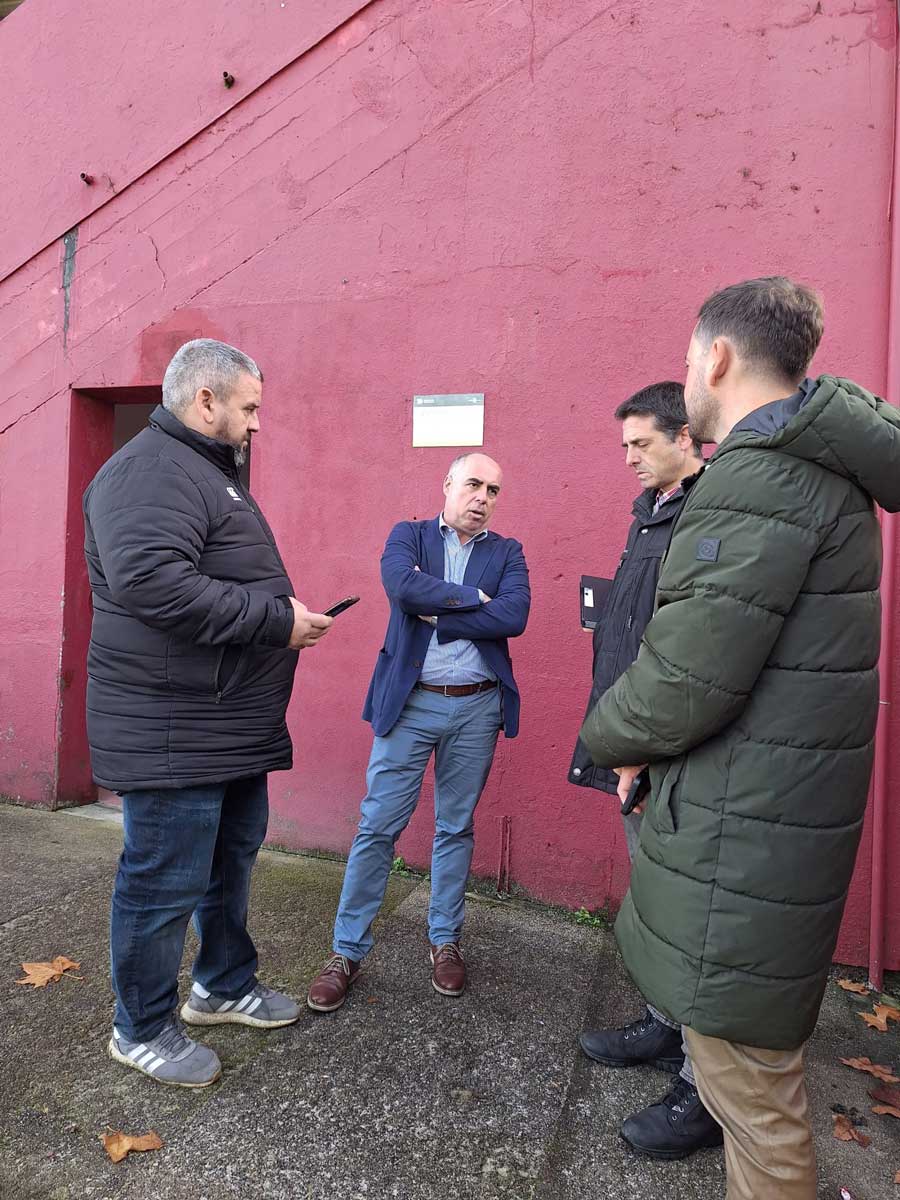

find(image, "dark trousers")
[110,774,268,1041]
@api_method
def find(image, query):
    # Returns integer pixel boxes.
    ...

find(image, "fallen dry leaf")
[894,1169,900,1184]
[101,1130,163,1164]
[832,1113,871,1148]
[841,1057,900,1084]
[858,1004,900,1032]
[871,1084,900,1108]
[15,956,81,988]
[872,1105,900,1119]
[838,979,870,995]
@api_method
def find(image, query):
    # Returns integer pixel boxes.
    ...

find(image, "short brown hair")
[615,381,702,456]
[695,276,824,385]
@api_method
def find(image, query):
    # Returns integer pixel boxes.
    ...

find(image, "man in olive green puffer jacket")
[581,276,900,1200]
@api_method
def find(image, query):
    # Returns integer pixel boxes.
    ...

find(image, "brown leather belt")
[416,680,497,697]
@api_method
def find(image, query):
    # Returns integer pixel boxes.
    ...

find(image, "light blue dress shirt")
[419,517,496,685]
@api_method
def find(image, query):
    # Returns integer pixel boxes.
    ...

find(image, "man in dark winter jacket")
[581,277,900,1199]
[84,338,333,1087]
[569,383,715,1160]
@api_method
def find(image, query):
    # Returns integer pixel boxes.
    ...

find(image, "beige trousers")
[683,1027,817,1200]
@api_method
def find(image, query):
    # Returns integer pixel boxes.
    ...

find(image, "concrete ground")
[1,802,898,1200]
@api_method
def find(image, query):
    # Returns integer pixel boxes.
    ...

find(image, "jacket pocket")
[215,644,245,698]
[166,640,222,696]
[651,756,685,835]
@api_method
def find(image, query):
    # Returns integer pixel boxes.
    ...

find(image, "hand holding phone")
[323,595,360,618]
[621,769,651,816]
[287,598,333,650]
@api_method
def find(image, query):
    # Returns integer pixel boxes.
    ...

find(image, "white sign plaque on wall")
[412,393,484,448]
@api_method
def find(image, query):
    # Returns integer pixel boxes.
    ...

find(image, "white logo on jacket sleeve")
[226,487,243,501]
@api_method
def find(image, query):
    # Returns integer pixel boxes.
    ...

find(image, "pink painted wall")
[1,0,897,965]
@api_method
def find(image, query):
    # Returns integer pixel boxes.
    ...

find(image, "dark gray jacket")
[569,484,694,794]
[83,405,298,791]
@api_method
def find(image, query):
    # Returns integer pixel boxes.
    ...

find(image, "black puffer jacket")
[569,485,695,793]
[83,406,298,790]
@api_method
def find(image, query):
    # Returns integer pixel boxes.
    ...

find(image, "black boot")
[620,1075,724,1160]
[579,1008,684,1072]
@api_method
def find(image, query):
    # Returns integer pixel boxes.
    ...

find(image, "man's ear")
[676,423,693,451]
[443,475,452,497]
[708,338,731,387]
[193,386,216,427]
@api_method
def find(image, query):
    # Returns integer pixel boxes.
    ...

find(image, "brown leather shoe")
[307,953,361,1012]
[430,942,466,996]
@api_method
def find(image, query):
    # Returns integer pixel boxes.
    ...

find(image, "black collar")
[148,404,239,478]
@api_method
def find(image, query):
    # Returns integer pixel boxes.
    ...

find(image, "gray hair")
[162,339,262,415]
[446,452,501,481]
[446,453,472,480]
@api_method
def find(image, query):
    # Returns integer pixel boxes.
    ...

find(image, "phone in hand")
[621,769,651,815]
[322,595,360,618]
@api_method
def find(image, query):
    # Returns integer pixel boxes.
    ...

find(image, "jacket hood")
[716,375,900,512]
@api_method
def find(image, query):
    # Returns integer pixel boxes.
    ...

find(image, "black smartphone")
[621,769,651,816]
[323,595,360,618]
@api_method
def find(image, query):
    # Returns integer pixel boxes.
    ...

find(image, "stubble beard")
[211,415,248,467]
[687,381,720,446]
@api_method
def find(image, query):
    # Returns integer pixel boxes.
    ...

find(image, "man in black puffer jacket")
[569,383,714,1159]
[84,339,333,1088]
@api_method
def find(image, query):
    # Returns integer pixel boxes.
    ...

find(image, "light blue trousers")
[333,686,502,960]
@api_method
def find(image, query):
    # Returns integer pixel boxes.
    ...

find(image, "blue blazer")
[362,518,531,738]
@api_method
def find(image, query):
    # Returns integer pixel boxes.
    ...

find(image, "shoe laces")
[154,1015,193,1059]
[663,1075,697,1114]
[623,1010,656,1040]
[433,943,464,964]
[321,953,352,977]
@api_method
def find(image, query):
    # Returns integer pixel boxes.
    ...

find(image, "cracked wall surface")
[0,0,898,965]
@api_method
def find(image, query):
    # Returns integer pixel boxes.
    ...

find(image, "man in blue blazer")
[308,453,530,1009]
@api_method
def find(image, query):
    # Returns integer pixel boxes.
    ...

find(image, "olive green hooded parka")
[581,376,900,1050]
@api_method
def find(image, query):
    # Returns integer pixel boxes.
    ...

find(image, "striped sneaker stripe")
[218,999,237,1012]
[234,995,254,1013]
[146,1056,166,1073]
[244,996,263,1016]
[137,1050,158,1067]
[127,1044,149,1061]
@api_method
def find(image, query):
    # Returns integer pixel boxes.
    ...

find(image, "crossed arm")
[380,522,483,615]
[436,540,530,641]
[380,523,531,641]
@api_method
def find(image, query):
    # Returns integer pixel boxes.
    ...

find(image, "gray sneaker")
[180,981,300,1029]
[108,1016,221,1088]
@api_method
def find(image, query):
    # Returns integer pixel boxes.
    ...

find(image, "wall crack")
[147,232,168,290]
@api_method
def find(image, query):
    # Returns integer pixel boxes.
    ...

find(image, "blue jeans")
[110,774,269,1041]
[333,686,502,960]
